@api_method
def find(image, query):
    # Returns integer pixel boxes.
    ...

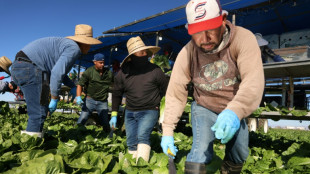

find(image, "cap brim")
[188,15,223,35]
[66,36,102,45]
[120,46,160,67]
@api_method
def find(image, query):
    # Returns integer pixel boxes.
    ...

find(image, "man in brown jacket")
[160,0,265,173]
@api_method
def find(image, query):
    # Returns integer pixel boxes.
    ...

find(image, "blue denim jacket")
[22,37,81,96]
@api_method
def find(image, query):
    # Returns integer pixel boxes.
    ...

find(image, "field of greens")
[0,101,310,174]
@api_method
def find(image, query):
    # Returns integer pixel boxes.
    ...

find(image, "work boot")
[220,160,243,174]
[21,130,43,138]
[185,161,206,174]
[128,150,137,159]
[136,144,151,163]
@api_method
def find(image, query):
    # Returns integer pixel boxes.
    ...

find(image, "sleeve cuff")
[111,111,118,117]
[50,90,58,97]
[162,127,174,136]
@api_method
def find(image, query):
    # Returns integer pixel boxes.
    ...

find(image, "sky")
[0,0,309,129]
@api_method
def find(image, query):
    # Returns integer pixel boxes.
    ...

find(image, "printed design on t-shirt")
[194,60,240,91]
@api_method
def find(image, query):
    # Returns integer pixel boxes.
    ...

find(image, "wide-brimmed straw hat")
[66,24,102,45]
[0,56,12,75]
[121,36,160,67]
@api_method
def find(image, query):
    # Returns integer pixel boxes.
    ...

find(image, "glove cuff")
[111,111,118,117]
[162,136,174,142]
[223,109,240,126]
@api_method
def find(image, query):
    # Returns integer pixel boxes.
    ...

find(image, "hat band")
[75,33,93,37]
[128,45,146,54]
[188,15,223,35]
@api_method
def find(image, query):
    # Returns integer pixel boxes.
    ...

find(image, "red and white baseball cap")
[186,0,224,35]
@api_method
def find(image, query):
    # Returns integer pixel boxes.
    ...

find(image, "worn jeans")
[11,60,48,132]
[125,109,158,151]
[77,97,109,129]
[186,101,249,164]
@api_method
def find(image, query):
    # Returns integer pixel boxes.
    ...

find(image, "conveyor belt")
[250,111,310,121]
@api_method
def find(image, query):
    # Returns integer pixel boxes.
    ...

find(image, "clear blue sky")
[0,0,308,128]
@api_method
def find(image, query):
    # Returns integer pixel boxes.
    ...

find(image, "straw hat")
[0,56,12,75]
[121,36,160,66]
[66,24,102,45]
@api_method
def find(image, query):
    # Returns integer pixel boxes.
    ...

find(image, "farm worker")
[11,24,102,138]
[0,81,17,94]
[255,33,285,63]
[76,53,113,132]
[160,0,265,173]
[0,56,12,76]
[110,36,168,162]
[0,56,14,86]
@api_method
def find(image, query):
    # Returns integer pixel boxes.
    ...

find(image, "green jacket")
[78,66,113,101]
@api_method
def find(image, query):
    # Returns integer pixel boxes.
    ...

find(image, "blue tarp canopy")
[77,0,310,69]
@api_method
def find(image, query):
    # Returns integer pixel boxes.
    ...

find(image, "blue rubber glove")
[76,96,84,105]
[211,109,240,144]
[109,111,117,128]
[69,87,77,102]
[161,136,178,159]
[48,99,59,114]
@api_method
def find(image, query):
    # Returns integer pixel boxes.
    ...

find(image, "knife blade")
[109,126,115,138]
[168,148,177,174]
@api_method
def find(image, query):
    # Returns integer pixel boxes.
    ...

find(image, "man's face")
[94,60,104,70]
[80,44,91,54]
[8,83,15,92]
[191,17,226,53]
[8,83,13,90]
[133,49,148,57]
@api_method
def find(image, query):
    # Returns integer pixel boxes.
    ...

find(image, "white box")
[279,29,310,48]
[264,34,280,49]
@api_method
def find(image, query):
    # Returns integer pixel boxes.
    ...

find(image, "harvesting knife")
[168,148,177,174]
[109,126,115,138]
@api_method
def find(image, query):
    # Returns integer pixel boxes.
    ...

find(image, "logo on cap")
[195,1,207,21]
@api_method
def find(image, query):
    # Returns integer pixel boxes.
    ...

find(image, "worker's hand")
[109,111,117,128]
[211,109,240,144]
[69,87,77,102]
[76,96,84,105]
[161,136,178,159]
[48,99,59,114]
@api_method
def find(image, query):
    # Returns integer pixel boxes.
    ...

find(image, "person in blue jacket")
[11,24,102,138]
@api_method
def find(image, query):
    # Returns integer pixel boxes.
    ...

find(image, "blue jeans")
[186,101,249,164]
[125,109,158,151]
[11,60,48,132]
[77,97,109,128]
